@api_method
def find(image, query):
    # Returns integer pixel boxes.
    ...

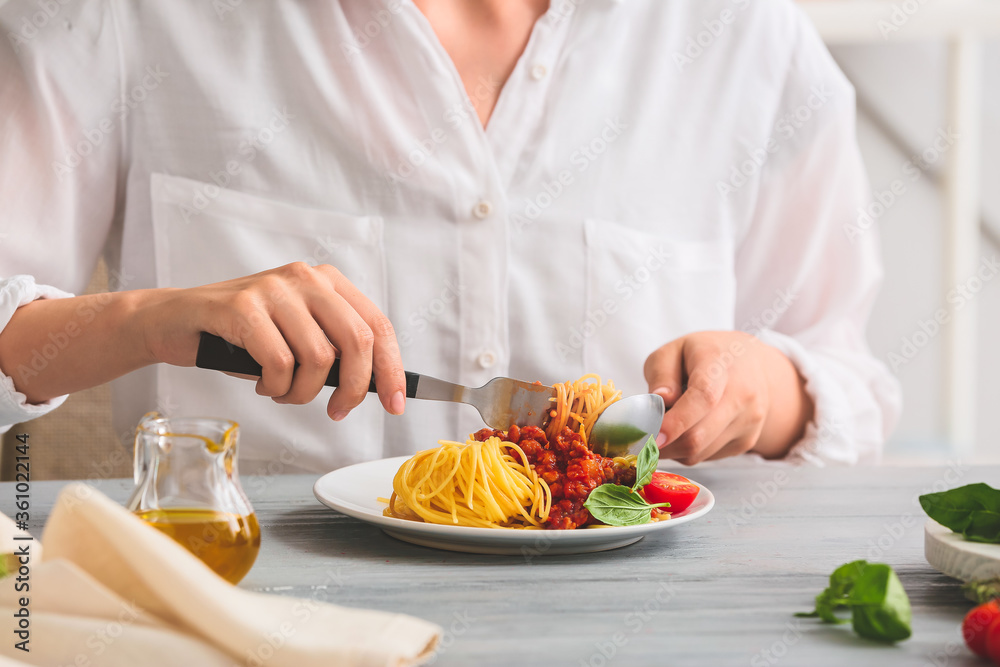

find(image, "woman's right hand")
[142,262,406,421]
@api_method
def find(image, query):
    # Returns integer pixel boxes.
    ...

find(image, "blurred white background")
[803,2,1000,464]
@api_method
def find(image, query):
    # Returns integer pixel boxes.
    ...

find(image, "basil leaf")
[796,560,866,624]
[823,560,868,623]
[795,593,847,625]
[631,436,659,492]
[828,560,869,598]
[847,564,912,643]
[919,483,1000,543]
[797,560,912,643]
[584,484,668,527]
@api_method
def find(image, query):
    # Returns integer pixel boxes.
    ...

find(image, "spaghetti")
[545,374,622,446]
[384,436,552,528]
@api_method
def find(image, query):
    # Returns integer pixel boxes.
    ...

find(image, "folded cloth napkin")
[0,483,440,667]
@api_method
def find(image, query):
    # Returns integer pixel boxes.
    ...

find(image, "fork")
[194,332,556,429]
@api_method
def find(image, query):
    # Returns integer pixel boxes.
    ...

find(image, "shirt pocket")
[149,172,387,472]
[582,219,735,396]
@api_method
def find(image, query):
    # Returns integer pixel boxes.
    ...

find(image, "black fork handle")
[195,332,420,397]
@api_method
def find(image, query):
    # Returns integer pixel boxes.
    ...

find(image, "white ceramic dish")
[313,456,715,555]
[925,519,1000,581]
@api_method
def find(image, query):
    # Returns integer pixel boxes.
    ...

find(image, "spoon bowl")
[589,393,665,458]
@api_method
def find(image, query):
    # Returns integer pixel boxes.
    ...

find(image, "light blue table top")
[3,463,990,667]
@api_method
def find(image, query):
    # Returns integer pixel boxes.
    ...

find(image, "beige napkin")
[0,484,440,667]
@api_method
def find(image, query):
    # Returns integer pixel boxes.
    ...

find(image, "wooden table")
[4,465,994,666]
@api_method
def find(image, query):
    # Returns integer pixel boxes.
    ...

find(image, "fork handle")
[195,332,421,397]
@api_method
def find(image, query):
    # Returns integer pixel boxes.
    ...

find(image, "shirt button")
[477,350,498,369]
[530,64,547,81]
[472,200,493,219]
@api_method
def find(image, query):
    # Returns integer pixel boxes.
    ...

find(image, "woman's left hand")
[643,331,814,464]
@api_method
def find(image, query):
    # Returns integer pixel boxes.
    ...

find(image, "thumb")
[643,337,687,409]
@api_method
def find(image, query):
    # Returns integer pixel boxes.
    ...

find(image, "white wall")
[830,41,1000,463]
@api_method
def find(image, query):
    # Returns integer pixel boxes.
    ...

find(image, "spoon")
[589,393,666,458]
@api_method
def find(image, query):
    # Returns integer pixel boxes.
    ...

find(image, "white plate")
[925,519,1000,581]
[313,456,715,555]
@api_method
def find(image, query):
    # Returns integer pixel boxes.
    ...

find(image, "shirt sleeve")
[0,1,121,294]
[0,276,75,431]
[733,8,902,465]
[0,2,123,430]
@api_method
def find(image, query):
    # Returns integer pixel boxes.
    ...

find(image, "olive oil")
[137,509,261,584]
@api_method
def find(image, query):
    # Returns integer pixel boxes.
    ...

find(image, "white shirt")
[0,0,902,473]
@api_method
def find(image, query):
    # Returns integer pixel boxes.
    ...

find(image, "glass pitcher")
[126,413,260,584]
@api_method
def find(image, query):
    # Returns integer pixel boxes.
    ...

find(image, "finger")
[705,403,767,461]
[643,338,686,409]
[656,348,730,448]
[693,411,762,463]
[231,317,296,399]
[270,303,336,405]
[305,288,375,420]
[660,428,751,465]
[704,431,759,461]
[315,265,406,416]
[659,395,740,465]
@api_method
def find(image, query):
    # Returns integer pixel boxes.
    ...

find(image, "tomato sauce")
[472,425,636,530]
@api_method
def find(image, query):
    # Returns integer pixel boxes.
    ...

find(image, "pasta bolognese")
[382,375,687,530]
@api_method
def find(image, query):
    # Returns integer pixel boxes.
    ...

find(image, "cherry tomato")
[640,472,699,514]
[986,615,1000,665]
[963,600,1000,658]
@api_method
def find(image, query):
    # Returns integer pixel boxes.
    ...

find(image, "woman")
[0,0,900,473]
